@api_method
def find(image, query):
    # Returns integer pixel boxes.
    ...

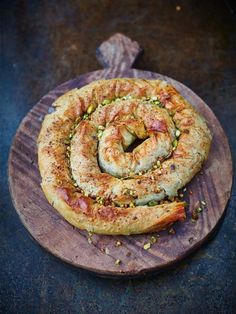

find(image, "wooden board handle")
[96,33,143,69]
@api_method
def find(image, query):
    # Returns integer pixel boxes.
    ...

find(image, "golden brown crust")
[38,78,211,235]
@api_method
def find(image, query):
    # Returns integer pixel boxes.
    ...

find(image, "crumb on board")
[143,243,151,250]
[115,259,121,265]
[168,227,176,235]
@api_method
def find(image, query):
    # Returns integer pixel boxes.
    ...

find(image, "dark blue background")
[1,1,236,313]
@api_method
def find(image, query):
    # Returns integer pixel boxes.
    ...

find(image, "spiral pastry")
[38,79,212,235]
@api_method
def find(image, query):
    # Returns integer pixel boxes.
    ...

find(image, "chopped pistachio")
[143,243,151,250]
[148,200,158,206]
[130,190,136,196]
[115,259,121,265]
[123,188,129,195]
[97,130,103,139]
[122,95,132,100]
[102,99,111,106]
[98,125,105,130]
[153,164,158,169]
[175,129,181,137]
[138,171,143,176]
[87,231,93,244]
[96,196,104,204]
[153,100,161,106]
[196,207,203,213]
[156,160,161,167]
[129,202,135,207]
[172,139,178,150]
[150,236,157,244]
[151,96,158,101]
[73,182,78,187]
[115,241,122,247]
[87,104,95,114]
[83,113,89,120]
[64,139,70,145]
[84,192,89,197]
[129,171,135,176]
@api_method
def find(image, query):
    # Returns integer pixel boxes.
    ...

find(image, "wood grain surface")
[8,34,233,277]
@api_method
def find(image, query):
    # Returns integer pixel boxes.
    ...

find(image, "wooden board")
[8,33,233,277]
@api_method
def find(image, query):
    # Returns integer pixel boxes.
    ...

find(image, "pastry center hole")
[125,138,146,152]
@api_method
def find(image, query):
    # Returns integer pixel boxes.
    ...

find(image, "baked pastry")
[38,78,212,235]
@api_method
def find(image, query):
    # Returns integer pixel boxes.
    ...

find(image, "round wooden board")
[8,34,233,277]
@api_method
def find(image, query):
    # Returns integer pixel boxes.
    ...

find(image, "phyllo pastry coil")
[38,78,212,235]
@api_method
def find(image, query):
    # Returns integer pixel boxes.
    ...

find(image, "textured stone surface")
[1,0,236,313]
